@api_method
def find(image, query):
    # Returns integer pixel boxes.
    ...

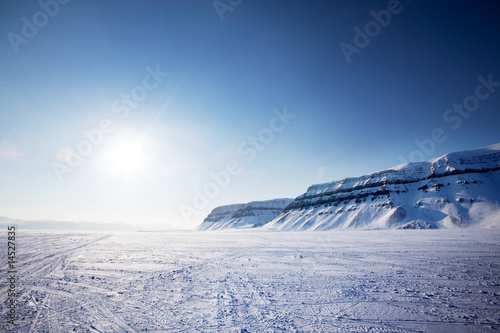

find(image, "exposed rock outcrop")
[263,144,500,230]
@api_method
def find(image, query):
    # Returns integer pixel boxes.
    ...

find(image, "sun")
[107,141,145,177]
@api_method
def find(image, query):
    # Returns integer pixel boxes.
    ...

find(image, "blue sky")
[0,0,499,229]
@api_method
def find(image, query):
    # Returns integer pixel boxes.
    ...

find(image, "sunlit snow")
[2,230,499,332]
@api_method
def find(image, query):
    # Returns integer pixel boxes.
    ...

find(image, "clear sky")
[0,0,499,230]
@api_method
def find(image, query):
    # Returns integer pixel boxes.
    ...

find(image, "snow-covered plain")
[2,230,500,332]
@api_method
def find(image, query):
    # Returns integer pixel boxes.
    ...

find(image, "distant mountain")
[197,198,294,231]
[0,216,135,232]
[263,143,500,230]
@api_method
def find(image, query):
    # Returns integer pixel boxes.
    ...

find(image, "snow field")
[1,229,499,332]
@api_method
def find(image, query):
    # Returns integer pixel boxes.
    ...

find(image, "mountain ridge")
[197,198,294,231]
[265,143,500,230]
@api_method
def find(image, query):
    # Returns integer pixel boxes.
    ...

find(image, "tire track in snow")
[21,234,111,278]
[207,234,291,331]
[46,294,62,333]
[23,235,110,332]
[30,286,137,332]
[13,233,138,332]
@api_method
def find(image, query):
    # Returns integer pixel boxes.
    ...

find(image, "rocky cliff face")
[264,144,500,230]
[198,198,294,231]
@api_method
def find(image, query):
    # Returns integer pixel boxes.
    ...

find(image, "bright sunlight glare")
[107,141,145,177]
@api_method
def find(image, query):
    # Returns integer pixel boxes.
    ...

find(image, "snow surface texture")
[198,198,293,231]
[2,230,499,332]
[265,144,500,231]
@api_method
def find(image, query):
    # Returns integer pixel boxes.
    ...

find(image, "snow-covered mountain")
[198,198,294,231]
[264,143,500,230]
